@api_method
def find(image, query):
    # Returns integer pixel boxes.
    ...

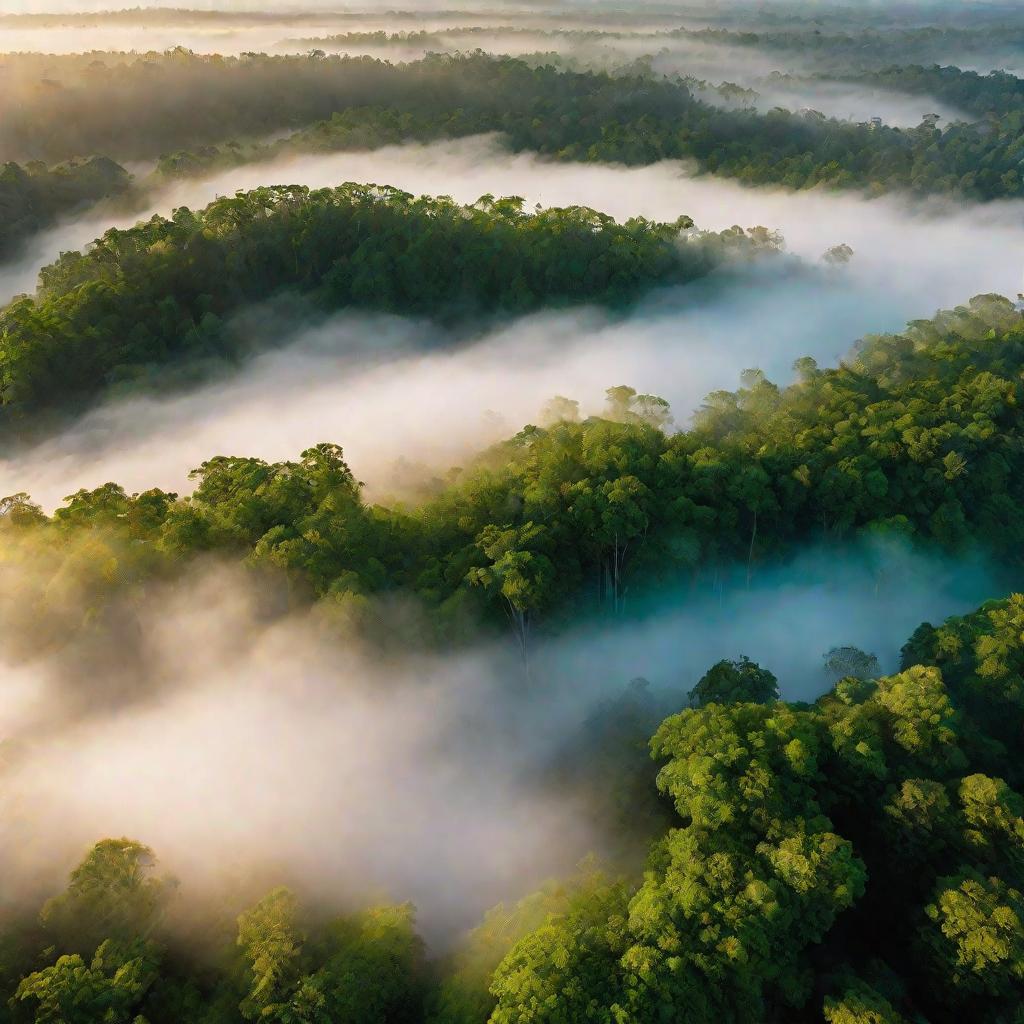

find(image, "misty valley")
[3,2,1024,1024]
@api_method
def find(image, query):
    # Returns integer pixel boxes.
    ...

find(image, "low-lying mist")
[0,539,999,940]
[3,134,1024,507]
[0,6,706,56]
[0,270,905,509]
[1,0,1018,950]
[616,41,965,126]
[699,74,969,127]
[0,19,358,55]
[266,32,970,127]
[5,134,1022,310]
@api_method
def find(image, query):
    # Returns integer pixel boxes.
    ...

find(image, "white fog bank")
[4,134,1022,311]
[0,271,885,508]
[0,540,998,938]
[3,134,1023,507]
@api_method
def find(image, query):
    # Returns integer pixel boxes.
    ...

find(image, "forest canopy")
[4,5,1024,1023]
[0,184,774,424]
[2,592,1023,1023]
[7,53,1024,205]
[2,295,1022,660]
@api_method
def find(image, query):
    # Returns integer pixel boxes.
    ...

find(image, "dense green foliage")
[5,11,1024,1022]
[8,52,1024,208]
[3,294,1024,657]
[839,65,1024,120]
[3,593,1023,1022]
[0,840,427,1024]
[689,656,781,707]
[675,23,1024,69]
[0,51,439,163]
[9,51,1024,258]
[148,54,1024,202]
[484,620,1024,1023]
[285,27,1024,125]
[0,157,131,259]
[0,184,763,422]
[901,594,1024,754]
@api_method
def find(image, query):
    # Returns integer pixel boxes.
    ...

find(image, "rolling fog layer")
[289,30,973,128]
[710,77,968,127]
[0,20,979,124]
[0,541,998,938]
[0,274,881,508]
[7,134,1023,310]
[0,1,702,29]
[2,134,1024,506]
[1,0,1021,969]
[0,8,706,54]
[0,24,340,54]
[536,38,970,127]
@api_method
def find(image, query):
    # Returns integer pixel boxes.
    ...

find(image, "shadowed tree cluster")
[0,184,769,423]
[4,295,1024,665]
[3,592,1023,1022]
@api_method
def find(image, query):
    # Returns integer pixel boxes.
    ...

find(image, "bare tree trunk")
[518,608,532,685]
[746,508,758,589]
[500,600,532,684]
[515,606,532,684]
[609,533,633,616]
[619,538,631,615]
[613,531,620,615]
